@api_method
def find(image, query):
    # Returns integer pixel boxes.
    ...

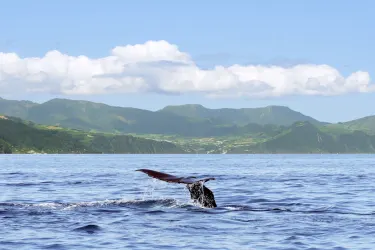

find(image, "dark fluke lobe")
[136,169,217,208]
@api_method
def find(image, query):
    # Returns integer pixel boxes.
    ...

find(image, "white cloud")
[0,40,373,97]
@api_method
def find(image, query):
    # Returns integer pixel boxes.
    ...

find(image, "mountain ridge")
[160,103,326,126]
[0,115,185,154]
[0,96,374,137]
[1,110,375,154]
[340,115,375,135]
[0,97,327,132]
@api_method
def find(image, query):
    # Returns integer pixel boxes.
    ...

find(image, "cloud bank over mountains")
[0,40,373,98]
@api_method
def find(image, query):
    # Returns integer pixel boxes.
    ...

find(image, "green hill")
[1,114,374,154]
[339,115,375,135]
[0,97,325,136]
[0,97,37,118]
[0,138,12,154]
[0,116,185,154]
[160,104,324,126]
[230,121,375,154]
[1,96,375,154]
[1,98,221,136]
[252,122,337,153]
[336,130,375,152]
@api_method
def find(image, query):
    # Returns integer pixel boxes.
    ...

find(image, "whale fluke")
[136,169,217,208]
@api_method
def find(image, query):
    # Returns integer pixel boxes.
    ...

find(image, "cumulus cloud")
[0,40,373,97]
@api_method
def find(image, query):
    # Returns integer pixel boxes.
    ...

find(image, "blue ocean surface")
[1,154,375,249]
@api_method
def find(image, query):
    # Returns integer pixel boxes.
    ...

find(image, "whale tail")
[136,169,217,208]
[186,181,217,208]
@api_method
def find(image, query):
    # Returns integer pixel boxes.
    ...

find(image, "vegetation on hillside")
[339,116,375,135]
[0,116,185,154]
[0,97,324,136]
[160,104,324,126]
[0,138,12,154]
[1,97,375,154]
[136,122,375,154]
[0,97,37,118]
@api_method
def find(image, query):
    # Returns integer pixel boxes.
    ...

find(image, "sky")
[0,0,374,122]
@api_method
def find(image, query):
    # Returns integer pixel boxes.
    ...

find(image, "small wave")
[0,198,188,212]
[222,205,250,211]
[94,208,124,213]
[144,210,166,214]
[43,243,67,249]
[2,199,374,217]
[2,180,97,187]
[5,172,24,176]
[4,181,55,187]
[63,198,185,210]
[248,198,271,203]
[219,204,375,216]
[93,173,118,178]
[280,178,301,182]
[5,182,41,187]
[73,224,101,234]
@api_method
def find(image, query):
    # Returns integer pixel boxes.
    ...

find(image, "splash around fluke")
[136,169,217,208]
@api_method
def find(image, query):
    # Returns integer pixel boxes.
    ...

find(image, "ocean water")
[1,154,375,250]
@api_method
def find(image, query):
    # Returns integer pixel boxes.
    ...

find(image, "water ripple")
[1,154,375,249]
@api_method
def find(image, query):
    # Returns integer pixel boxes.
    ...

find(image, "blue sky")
[0,0,374,122]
